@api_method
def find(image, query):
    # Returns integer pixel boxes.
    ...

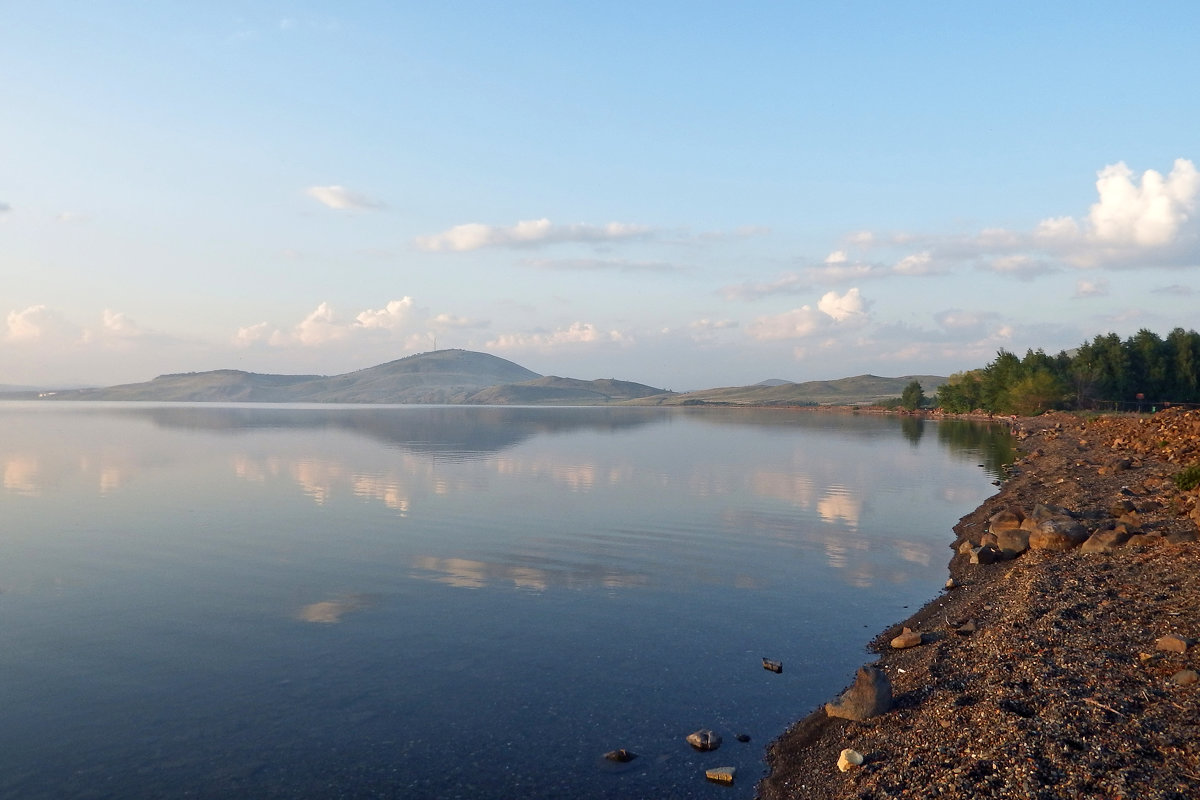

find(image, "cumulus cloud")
[748,288,872,341]
[305,185,384,210]
[5,305,78,342]
[355,298,414,331]
[487,322,632,350]
[1087,159,1199,247]
[100,309,144,338]
[415,218,652,252]
[816,288,868,321]
[852,159,1200,277]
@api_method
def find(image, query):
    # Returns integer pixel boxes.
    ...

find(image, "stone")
[945,578,959,589]
[987,508,1024,532]
[890,627,924,649]
[825,665,893,721]
[604,749,636,762]
[1081,528,1131,554]
[970,544,1002,564]
[1170,670,1199,686]
[734,733,751,743]
[837,749,865,772]
[992,528,1030,558]
[686,729,722,751]
[705,766,736,784]
[762,657,783,673]
[1028,517,1089,551]
[956,619,978,636]
[1156,635,1191,654]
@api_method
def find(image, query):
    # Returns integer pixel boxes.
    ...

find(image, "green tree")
[900,379,925,411]
[936,370,983,413]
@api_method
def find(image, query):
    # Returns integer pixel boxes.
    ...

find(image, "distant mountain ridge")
[14,349,948,406]
[36,350,666,405]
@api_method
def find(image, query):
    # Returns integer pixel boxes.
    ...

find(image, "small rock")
[945,578,958,589]
[890,627,924,649]
[705,766,736,784]
[825,665,893,721]
[970,544,1002,564]
[987,508,1024,532]
[1081,528,1130,554]
[762,657,783,673]
[686,729,722,751]
[1171,670,1199,686]
[734,733,751,743]
[992,528,1030,558]
[837,749,864,772]
[1156,635,1191,654]
[956,619,978,636]
[604,749,636,762]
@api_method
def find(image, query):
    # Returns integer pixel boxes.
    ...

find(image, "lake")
[0,403,1013,799]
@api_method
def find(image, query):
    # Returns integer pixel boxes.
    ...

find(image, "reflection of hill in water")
[100,405,671,458]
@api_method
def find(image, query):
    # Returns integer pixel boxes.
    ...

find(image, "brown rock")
[1156,635,1191,654]
[825,665,893,721]
[1028,517,1089,551]
[970,544,1002,564]
[992,528,1030,558]
[987,508,1024,531]
[1081,528,1131,554]
[891,627,924,648]
[686,729,722,751]
[1170,670,1199,686]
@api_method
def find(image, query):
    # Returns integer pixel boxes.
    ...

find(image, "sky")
[3,2,1199,391]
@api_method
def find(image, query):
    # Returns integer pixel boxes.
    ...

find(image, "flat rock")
[1171,669,1199,686]
[705,766,736,784]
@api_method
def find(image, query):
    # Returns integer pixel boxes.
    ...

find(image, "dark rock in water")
[686,729,722,751]
[825,665,893,721]
[762,657,783,673]
[604,748,636,763]
[735,733,751,743]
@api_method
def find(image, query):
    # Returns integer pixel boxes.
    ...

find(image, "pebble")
[837,749,864,772]
[1170,669,1199,686]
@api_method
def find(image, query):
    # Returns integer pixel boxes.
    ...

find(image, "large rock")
[686,729,722,751]
[825,665,893,721]
[1028,517,1089,551]
[992,528,1030,558]
[1081,527,1130,554]
[987,508,1025,532]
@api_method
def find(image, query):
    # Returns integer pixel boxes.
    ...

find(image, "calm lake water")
[0,403,1013,799]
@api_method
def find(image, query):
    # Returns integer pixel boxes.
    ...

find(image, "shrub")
[1173,464,1200,491]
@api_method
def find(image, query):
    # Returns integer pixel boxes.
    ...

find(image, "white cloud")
[5,305,79,343]
[415,218,652,252]
[100,309,144,338]
[747,287,871,341]
[432,313,486,329]
[305,185,384,210]
[272,302,349,346]
[487,322,632,350]
[747,306,824,340]
[1088,159,1199,247]
[817,288,868,322]
[720,272,809,300]
[893,251,939,275]
[0,201,11,214]
[986,254,1054,280]
[825,250,847,264]
[235,321,271,346]
[1074,279,1109,298]
[355,298,414,331]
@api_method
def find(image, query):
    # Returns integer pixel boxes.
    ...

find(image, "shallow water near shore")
[0,403,1012,799]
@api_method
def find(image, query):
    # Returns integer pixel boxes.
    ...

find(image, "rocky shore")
[758,408,1200,800]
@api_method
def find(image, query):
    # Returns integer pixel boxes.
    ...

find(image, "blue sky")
[3,2,1199,390]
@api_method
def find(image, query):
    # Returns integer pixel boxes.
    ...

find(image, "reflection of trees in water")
[899,416,925,446]
[94,406,670,459]
[936,419,1017,479]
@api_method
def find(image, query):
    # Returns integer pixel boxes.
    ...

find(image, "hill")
[24,351,946,406]
[639,374,949,406]
[44,350,667,405]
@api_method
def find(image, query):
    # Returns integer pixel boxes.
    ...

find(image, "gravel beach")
[758,409,1200,800]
